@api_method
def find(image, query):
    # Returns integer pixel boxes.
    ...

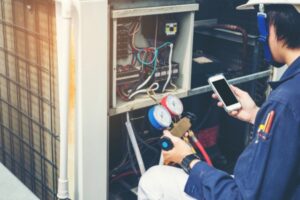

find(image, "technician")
[138,1,300,199]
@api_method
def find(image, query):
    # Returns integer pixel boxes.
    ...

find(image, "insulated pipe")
[57,0,72,199]
[125,112,146,175]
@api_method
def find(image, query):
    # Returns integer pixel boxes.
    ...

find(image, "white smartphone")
[208,74,242,112]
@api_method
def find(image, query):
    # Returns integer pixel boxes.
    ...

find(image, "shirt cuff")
[184,161,214,199]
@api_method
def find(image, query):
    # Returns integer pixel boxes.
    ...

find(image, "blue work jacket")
[185,56,300,200]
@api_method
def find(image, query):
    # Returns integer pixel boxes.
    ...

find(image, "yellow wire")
[147,86,158,104]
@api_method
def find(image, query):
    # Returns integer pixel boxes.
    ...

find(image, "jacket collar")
[269,56,300,90]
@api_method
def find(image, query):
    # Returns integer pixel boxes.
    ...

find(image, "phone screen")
[212,79,238,106]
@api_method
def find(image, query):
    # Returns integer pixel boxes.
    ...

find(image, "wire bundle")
[117,18,175,101]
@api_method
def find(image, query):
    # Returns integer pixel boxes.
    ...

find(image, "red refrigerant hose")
[189,132,213,166]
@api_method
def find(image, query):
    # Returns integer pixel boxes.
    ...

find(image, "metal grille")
[0,0,59,199]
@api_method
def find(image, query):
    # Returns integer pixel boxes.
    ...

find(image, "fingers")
[229,110,238,116]
[163,130,171,136]
[230,85,246,97]
[212,93,218,99]
[163,130,174,139]
[217,102,224,107]
[212,93,224,108]
[162,151,172,165]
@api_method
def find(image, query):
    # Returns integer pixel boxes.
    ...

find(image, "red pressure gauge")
[161,95,183,116]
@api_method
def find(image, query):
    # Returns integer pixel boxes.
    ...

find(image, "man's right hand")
[212,85,259,124]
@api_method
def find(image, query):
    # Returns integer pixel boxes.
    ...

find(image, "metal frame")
[0,0,59,199]
[112,4,199,18]
[70,0,109,200]
[188,70,272,96]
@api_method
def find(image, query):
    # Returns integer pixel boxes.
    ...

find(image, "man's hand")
[162,131,194,165]
[212,85,259,124]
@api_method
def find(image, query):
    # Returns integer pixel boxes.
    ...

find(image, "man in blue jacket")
[138,1,300,199]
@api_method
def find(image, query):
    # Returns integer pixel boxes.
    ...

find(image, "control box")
[110,4,199,115]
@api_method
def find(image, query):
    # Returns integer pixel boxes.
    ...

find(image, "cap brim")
[296,5,300,13]
[237,3,300,13]
[236,3,255,10]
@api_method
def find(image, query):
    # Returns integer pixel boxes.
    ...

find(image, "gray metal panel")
[112,4,199,18]
[74,0,109,200]
[0,163,39,200]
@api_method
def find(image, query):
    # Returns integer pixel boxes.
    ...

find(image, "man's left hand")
[162,130,194,165]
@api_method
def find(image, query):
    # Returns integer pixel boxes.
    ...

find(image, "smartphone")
[208,74,242,112]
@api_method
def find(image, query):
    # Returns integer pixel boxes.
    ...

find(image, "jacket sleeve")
[184,100,300,200]
[185,161,244,200]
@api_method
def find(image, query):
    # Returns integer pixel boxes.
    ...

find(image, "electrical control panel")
[110,4,199,115]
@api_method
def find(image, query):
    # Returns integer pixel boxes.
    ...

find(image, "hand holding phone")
[209,75,260,124]
[208,74,242,112]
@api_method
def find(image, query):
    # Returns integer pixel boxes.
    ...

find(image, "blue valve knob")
[160,137,174,151]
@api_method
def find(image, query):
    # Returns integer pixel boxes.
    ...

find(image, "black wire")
[130,115,159,154]
[110,112,161,178]
[136,133,159,154]
[193,101,214,131]
[109,120,130,176]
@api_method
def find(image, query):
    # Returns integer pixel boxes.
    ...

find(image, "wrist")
[180,151,194,164]
[250,106,260,124]
[189,159,200,169]
[181,154,201,174]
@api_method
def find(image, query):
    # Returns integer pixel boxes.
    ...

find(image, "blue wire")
[137,42,172,65]
[136,42,172,78]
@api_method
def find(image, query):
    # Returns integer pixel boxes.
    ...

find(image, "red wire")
[192,136,213,166]
[117,86,130,101]
[111,171,138,182]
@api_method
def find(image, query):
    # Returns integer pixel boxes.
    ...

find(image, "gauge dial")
[153,105,172,128]
[163,95,183,116]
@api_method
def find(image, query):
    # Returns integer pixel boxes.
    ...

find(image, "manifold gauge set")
[148,95,183,130]
[148,94,213,166]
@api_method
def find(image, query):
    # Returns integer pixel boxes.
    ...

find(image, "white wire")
[136,75,152,90]
[125,112,146,175]
[136,52,151,90]
[162,43,174,92]
[129,83,159,100]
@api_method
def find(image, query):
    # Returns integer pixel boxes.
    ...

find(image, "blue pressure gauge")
[148,105,172,130]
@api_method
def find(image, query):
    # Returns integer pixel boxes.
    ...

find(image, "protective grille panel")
[0,0,59,199]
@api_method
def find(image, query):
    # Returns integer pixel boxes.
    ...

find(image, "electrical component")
[154,63,179,82]
[116,65,140,86]
[141,15,178,40]
[115,16,179,102]
[165,22,178,36]
[117,24,129,59]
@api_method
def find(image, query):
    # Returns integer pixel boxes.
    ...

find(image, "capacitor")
[148,105,172,130]
[161,95,183,116]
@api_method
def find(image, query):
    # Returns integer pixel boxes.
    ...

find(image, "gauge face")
[153,105,172,128]
[165,95,183,116]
